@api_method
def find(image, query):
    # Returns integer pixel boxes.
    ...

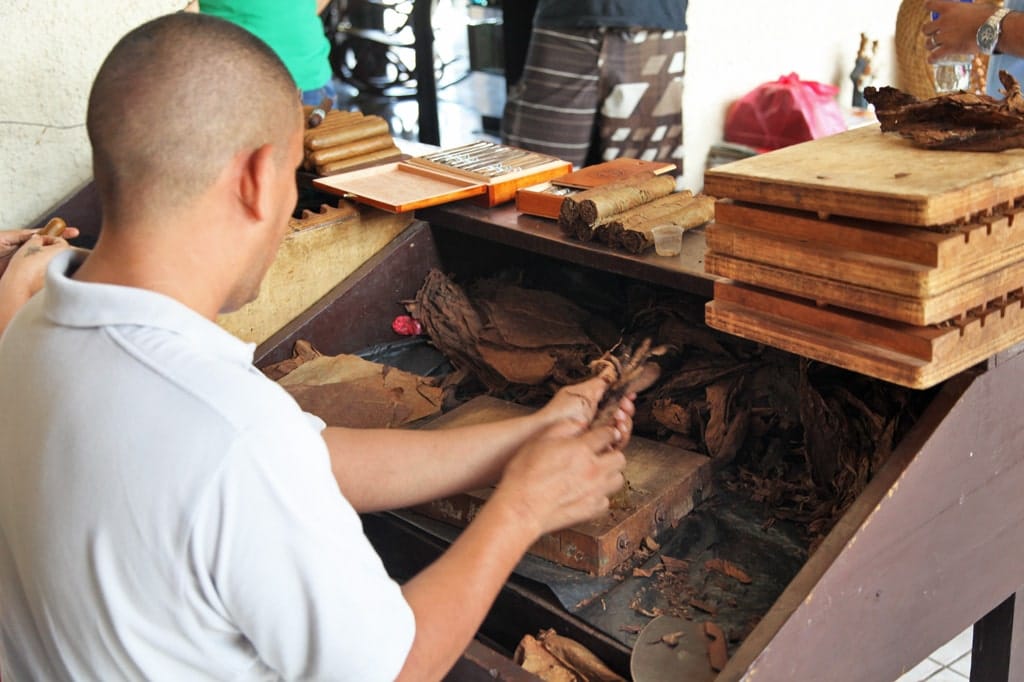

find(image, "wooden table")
[372,200,1024,682]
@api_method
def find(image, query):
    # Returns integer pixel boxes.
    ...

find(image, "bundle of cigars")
[558,172,715,254]
[302,106,402,177]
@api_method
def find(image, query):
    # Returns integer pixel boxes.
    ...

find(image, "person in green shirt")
[198,0,335,105]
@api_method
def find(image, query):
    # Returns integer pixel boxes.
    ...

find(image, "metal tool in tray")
[416,141,560,179]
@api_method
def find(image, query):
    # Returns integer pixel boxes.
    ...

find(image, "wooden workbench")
[46,183,1024,681]
[258,200,1024,682]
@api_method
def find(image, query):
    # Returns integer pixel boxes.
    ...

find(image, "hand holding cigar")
[0,218,80,276]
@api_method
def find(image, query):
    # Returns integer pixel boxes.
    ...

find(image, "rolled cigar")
[559,196,580,231]
[306,97,334,128]
[593,223,615,244]
[608,190,695,234]
[571,220,594,242]
[303,111,364,142]
[308,134,396,166]
[39,217,67,237]
[307,116,390,151]
[576,172,677,225]
[617,194,715,254]
[317,145,402,175]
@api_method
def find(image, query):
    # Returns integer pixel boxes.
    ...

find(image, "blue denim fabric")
[301,80,338,107]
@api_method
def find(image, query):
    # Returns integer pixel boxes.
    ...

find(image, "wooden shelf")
[416,201,716,298]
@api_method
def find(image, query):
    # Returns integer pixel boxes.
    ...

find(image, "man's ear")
[237,143,277,222]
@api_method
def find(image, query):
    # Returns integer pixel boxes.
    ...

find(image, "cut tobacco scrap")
[514,629,626,682]
[689,598,718,616]
[704,558,753,585]
[658,630,686,647]
[703,621,729,672]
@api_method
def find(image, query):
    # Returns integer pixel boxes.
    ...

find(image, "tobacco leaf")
[514,634,579,682]
[864,71,1024,151]
[277,354,443,428]
[262,339,322,381]
[536,629,627,682]
[651,398,693,434]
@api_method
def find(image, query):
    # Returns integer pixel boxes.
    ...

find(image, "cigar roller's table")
[47,187,1024,682]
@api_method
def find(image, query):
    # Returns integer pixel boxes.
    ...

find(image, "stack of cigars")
[302,107,401,177]
[558,172,715,254]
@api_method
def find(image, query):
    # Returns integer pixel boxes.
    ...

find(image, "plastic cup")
[651,224,684,256]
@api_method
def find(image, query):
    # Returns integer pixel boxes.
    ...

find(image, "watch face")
[979,24,997,51]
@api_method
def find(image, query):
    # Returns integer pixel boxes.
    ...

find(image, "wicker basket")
[895,0,992,97]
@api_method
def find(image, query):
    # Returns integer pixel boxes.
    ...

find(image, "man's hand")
[0,233,77,294]
[539,376,636,446]
[0,230,82,333]
[491,420,627,537]
[923,0,991,63]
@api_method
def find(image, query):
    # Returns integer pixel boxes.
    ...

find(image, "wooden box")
[313,141,572,212]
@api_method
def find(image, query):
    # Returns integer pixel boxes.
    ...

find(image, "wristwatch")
[977,7,1013,55]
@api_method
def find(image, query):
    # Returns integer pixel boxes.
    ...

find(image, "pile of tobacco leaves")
[405,265,936,550]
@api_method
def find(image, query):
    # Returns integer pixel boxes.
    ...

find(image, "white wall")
[682,1,899,191]
[1,1,902,227]
[0,0,182,230]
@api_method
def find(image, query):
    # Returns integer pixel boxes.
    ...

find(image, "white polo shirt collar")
[42,250,256,366]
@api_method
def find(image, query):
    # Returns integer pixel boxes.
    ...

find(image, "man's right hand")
[491,419,626,538]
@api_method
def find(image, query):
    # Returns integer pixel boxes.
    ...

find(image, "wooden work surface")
[413,396,712,576]
[703,124,1024,226]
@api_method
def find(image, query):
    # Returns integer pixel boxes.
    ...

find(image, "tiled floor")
[894,627,973,681]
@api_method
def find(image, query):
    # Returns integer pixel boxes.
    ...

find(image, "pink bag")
[724,73,847,151]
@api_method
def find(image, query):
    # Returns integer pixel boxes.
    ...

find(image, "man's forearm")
[997,12,1024,59]
[394,495,538,680]
[322,413,553,512]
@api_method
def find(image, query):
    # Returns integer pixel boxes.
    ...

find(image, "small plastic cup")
[651,224,684,256]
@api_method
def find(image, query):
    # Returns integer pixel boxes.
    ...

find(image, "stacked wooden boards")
[702,124,1024,389]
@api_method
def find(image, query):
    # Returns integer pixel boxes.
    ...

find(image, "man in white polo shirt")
[0,13,631,680]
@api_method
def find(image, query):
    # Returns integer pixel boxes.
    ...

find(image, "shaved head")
[87,13,301,222]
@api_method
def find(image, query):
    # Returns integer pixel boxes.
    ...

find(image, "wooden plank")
[706,222,1024,298]
[703,125,1024,226]
[705,251,1024,326]
[706,282,1024,389]
[413,396,712,576]
[714,200,1024,269]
